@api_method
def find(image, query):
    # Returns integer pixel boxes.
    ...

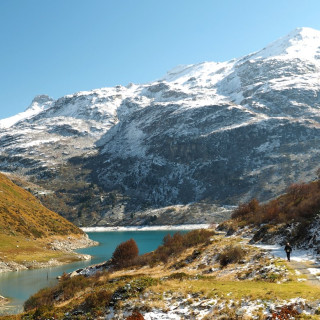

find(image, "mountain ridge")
[1,27,320,226]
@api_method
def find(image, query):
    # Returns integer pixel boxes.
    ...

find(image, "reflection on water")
[0,230,183,315]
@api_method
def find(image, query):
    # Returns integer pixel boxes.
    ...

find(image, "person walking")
[284,242,292,262]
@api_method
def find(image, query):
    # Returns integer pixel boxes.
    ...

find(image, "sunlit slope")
[0,172,83,238]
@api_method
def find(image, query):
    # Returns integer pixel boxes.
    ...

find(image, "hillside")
[0,172,95,272]
[5,230,320,319]
[0,172,82,238]
[1,27,320,226]
[219,179,320,251]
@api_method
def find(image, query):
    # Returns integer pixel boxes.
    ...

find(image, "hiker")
[284,242,292,262]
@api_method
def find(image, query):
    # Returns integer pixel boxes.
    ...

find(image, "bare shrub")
[132,229,214,267]
[83,290,112,311]
[230,181,320,228]
[218,245,246,267]
[231,198,260,219]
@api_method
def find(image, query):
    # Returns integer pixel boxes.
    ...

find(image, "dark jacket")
[284,244,292,253]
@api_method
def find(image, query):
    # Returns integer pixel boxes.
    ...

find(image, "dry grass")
[152,278,320,301]
[0,173,82,238]
[0,234,84,264]
[0,173,88,265]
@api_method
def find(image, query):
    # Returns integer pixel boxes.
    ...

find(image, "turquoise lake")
[0,230,185,315]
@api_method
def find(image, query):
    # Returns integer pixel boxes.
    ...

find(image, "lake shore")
[0,234,97,274]
[81,223,211,232]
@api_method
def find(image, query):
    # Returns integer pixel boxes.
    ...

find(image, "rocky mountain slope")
[0,172,95,272]
[1,27,320,226]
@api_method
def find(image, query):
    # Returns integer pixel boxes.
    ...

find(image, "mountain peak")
[288,26,320,39]
[27,95,54,110]
[250,27,320,61]
[0,95,54,128]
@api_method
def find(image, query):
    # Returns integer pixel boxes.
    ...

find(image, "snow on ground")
[81,224,210,232]
[307,268,320,280]
[254,244,318,263]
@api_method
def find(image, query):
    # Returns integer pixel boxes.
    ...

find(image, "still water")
[0,230,183,315]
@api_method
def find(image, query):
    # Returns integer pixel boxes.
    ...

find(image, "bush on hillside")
[111,238,139,269]
[109,229,214,270]
[83,290,112,311]
[231,198,260,219]
[218,245,246,267]
[231,181,320,226]
[138,229,214,266]
[24,275,91,311]
[126,310,145,320]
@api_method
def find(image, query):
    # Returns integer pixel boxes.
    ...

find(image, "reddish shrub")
[231,180,320,227]
[231,198,260,219]
[126,310,144,320]
[287,183,311,199]
[270,304,299,319]
[260,200,280,223]
[111,238,139,268]
[133,229,214,267]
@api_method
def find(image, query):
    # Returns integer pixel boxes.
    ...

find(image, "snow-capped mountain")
[1,27,320,226]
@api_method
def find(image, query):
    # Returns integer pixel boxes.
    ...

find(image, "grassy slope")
[0,173,84,265]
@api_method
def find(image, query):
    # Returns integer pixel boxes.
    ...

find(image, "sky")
[1,0,320,120]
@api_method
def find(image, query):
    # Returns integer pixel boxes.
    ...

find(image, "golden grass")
[0,234,82,264]
[0,173,87,265]
[0,173,82,239]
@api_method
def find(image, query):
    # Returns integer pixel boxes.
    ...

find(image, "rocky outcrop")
[49,235,98,252]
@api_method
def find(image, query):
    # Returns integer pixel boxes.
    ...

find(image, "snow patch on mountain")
[0,95,54,129]
[250,27,320,61]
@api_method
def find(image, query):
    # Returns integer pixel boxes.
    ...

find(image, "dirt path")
[250,242,320,286]
[287,259,320,286]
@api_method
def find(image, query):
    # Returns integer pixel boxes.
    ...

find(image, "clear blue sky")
[1,0,320,119]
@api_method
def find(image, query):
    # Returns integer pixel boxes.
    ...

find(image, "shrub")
[24,287,54,311]
[111,229,214,269]
[111,238,139,269]
[231,198,260,219]
[271,305,299,319]
[83,290,112,311]
[168,272,189,281]
[126,310,145,320]
[24,275,91,311]
[148,229,214,265]
[218,245,246,267]
[31,305,52,320]
[231,181,320,228]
